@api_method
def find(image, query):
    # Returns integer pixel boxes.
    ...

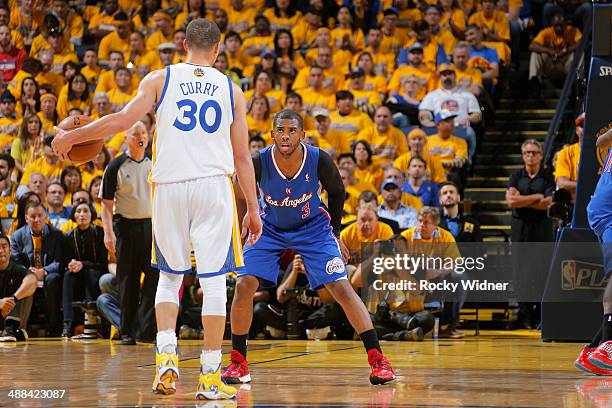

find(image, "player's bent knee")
[155,272,184,306]
[235,275,259,296]
[200,274,227,316]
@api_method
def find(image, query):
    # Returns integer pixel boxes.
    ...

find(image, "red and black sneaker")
[368,349,396,385]
[575,346,612,375]
[222,350,251,384]
[589,341,612,371]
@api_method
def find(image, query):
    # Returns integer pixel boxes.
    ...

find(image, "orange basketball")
[57,115,104,164]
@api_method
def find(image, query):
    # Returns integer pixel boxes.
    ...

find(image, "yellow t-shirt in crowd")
[20,157,65,185]
[394,150,447,184]
[328,110,374,148]
[340,221,394,261]
[357,125,409,164]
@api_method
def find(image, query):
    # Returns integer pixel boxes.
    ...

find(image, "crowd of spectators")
[0,0,592,341]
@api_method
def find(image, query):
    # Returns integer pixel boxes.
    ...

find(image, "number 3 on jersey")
[173,99,222,133]
[301,202,310,219]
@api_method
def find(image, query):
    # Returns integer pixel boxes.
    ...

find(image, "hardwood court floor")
[0,331,609,408]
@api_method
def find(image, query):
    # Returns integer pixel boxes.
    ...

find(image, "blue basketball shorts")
[240,214,347,290]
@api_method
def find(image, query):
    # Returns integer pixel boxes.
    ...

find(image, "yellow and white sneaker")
[152,350,179,395]
[196,364,237,400]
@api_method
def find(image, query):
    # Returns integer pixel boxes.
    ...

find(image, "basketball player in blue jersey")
[52,19,262,400]
[224,109,396,385]
[575,128,612,375]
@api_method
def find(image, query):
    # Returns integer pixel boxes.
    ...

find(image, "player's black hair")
[273,109,304,132]
[0,153,15,170]
[186,18,221,51]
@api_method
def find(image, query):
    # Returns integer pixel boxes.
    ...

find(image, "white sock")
[200,349,222,373]
[156,329,177,354]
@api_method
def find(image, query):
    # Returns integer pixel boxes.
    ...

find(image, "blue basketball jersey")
[259,143,327,230]
[588,148,612,232]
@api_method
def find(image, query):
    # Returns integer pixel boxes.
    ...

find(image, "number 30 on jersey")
[173,99,222,133]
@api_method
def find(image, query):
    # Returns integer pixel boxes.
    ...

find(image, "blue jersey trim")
[155,65,171,112]
[196,267,245,278]
[228,75,235,123]
[151,263,193,274]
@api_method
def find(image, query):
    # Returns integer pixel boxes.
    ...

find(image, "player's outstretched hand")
[242,209,262,245]
[52,127,73,161]
[339,240,350,264]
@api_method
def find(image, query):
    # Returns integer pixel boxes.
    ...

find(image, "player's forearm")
[64,112,130,145]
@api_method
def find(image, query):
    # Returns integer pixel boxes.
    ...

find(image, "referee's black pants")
[115,217,159,341]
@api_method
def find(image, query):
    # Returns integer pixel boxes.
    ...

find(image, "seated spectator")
[224,31,252,75]
[290,8,323,52]
[107,67,135,113]
[16,76,41,119]
[12,114,43,173]
[88,176,103,217]
[357,106,408,165]
[426,111,469,184]
[528,12,581,96]
[338,153,377,193]
[19,135,64,189]
[451,43,484,97]
[18,172,47,203]
[244,71,285,114]
[11,202,65,336]
[0,90,19,150]
[380,7,409,56]
[397,20,447,72]
[0,233,37,342]
[401,206,464,338]
[468,0,511,64]
[0,24,27,86]
[227,0,258,36]
[360,26,395,78]
[39,93,59,138]
[0,153,17,219]
[10,191,41,234]
[8,58,43,101]
[95,51,139,95]
[296,66,335,117]
[555,113,584,202]
[340,204,394,264]
[60,189,103,233]
[439,0,467,38]
[298,47,344,97]
[127,31,157,79]
[358,235,434,341]
[439,181,482,242]
[465,25,500,91]
[46,26,79,75]
[46,182,70,229]
[328,91,374,148]
[214,52,241,86]
[246,95,273,144]
[383,166,424,211]
[305,29,353,74]
[424,5,457,56]
[156,43,177,69]
[146,10,174,52]
[345,67,382,117]
[387,42,437,100]
[402,156,440,207]
[418,64,480,163]
[91,92,111,120]
[62,202,107,337]
[242,15,274,60]
[353,191,401,234]
[36,49,63,97]
[354,51,387,95]
[386,74,424,133]
[82,148,110,189]
[61,165,82,206]
[378,178,418,230]
[249,135,266,156]
[81,49,102,92]
[303,108,338,158]
[57,73,91,120]
[97,12,130,66]
[353,140,384,190]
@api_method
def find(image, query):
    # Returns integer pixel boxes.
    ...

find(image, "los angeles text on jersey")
[179,81,220,97]
[264,192,313,208]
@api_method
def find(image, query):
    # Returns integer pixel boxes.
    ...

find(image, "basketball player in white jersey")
[52,19,262,400]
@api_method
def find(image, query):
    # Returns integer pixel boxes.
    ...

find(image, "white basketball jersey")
[152,63,235,183]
